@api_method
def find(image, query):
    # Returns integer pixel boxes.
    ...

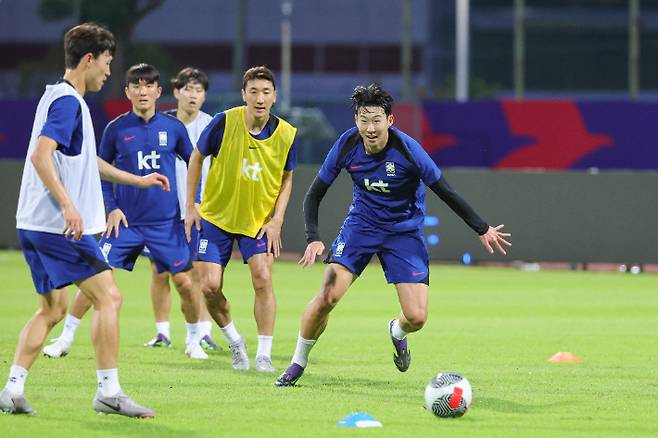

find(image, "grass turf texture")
[0,249,656,437]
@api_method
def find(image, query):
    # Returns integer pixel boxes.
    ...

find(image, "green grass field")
[0,249,656,437]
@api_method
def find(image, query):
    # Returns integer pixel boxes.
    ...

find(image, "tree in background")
[38,0,168,97]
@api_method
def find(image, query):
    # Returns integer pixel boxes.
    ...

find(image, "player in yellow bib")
[185,66,297,372]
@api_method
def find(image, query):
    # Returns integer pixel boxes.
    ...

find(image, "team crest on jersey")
[101,243,112,263]
[385,161,396,176]
[334,242,345,257]
[199,239,208,254]
[158,131,168,146]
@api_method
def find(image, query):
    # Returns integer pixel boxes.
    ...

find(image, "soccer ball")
[424,372,473,418]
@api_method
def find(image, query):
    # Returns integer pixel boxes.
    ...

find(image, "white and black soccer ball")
[424,372,473,418]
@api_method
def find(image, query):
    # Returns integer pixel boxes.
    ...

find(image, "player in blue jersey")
[1,23,164,417]
[276,83,511,386]
[42,64,208,361]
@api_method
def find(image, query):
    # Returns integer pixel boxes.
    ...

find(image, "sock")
[291,333,316,368]
[60,314,81,343]
[391,319,408,340]
[220,321,241,345]
[155,321,170,339]
[256,335,273,358]
[96,368,121,397]
[185,322,201,345]
[5,365,28,396]
[200,320,213,338]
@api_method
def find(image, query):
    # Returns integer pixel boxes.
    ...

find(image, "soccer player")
[185,66,297,372]
[142,67,219,350]
[1,23,162,417]
[275,83,511,386]
[42,63,208,361]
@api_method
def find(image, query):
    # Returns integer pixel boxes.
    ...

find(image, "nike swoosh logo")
[256,242,266,248]
[174,260,185,267]
[249,146,258,149]
[98,399,121,412]
[123,135,136,142]
[412,271,425,276]
[350,165,363,169]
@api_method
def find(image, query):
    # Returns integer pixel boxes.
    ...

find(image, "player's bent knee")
[316,289,341,311]
[107,286,123,312]
[405,310,427,329]
[38,305,66,327]
[200,275,222,296]
[251,271,272,292]
[172,274,193,296]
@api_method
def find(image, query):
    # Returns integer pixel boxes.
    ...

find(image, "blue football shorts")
[145,222,199,274]
[195,218,268,266]
[324,219,430,285]
[98,221,192,274]
[17,229,111,294]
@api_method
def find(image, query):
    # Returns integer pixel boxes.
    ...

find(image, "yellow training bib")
[200,106,296,237]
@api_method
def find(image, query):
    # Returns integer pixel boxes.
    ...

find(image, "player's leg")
[188,226,219,349]
[191,263,220,349]
[77,270,154,417]
[196,219,248,368]
[145,221,206,359]
[243,238,276,372]
[145,260,173,348]
[170,269,207,359]
[389,282,428,372]
[276,225,373,386]
[48,224,138,359]
[380,228,430,372]
[1,287,67,415]
[275,263,355,386]
[42,288,95,357]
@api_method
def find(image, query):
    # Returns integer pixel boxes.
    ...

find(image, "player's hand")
[299,241,325,268]
[479,224,512,255]
[257,217,283,258]
[105,208,128,238]
[62,204,83,240]
[138,173,170,191]
[185,205,201,242]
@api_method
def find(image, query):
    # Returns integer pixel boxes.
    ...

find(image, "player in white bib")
[0,23,168,418]
[143,67,219,350]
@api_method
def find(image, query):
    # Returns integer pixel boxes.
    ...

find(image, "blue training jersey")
[318,126,442,233]
[99,111,193,225]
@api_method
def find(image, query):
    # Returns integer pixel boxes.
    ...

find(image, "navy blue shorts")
[17,229,110,294]
[196,218,268,266]
[98,221,192,274]
[145,222,199,274]
[325,220,429,285]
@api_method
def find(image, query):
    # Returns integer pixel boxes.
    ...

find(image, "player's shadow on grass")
[475,396,567,413]
[312,375,403,390]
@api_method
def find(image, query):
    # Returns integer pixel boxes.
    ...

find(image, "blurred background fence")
[1,0,656,264]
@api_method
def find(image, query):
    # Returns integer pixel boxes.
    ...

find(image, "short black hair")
[171,67,209,91]
[64,23,116,69]
[351,83,394,116]
[242,66,276,90]
[125,63,160,86]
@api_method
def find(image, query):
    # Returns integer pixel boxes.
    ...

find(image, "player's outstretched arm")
[428,176,514,254]
[31,136,83,240]
[105,208,128,238]
[299,241,325,268]
[478,224,512,255]
[257,170,294,258]
[96,157,170,191]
